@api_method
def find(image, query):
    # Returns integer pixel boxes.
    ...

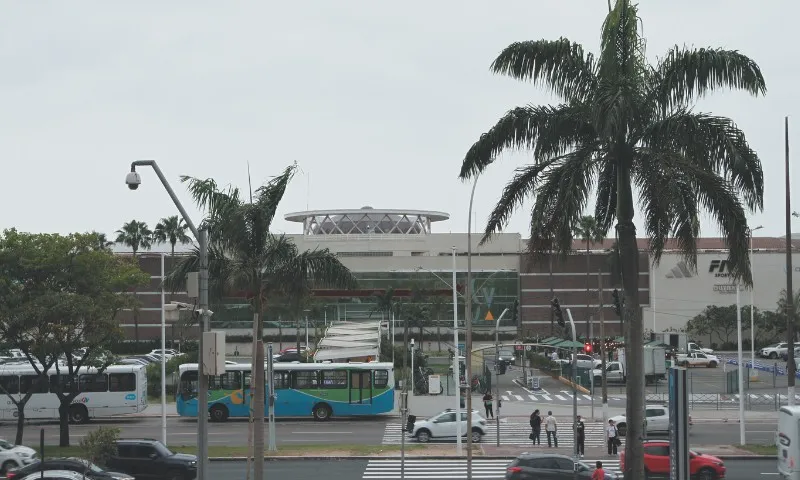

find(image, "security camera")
[125,171,141,190]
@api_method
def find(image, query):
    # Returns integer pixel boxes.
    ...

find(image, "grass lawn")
[36,444,435,458]
[739,444,776,456]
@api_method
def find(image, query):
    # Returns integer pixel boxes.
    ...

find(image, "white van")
[778,405,800,478]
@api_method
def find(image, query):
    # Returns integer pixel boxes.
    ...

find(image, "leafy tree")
[80,426,120,468]
[572,215,604,337]
[688,305,750,346]
[776,289,800,341]
[115,220,153,344]
[685,312,713,346]
[371,287,400,362]
[457,1,765,476]
[167,164,356,480]
[0,230,148,446]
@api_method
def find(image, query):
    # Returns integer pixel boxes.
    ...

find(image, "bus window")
[109,373,136,392]
[374,370,389,388]
[0,376,19,395]
[321,370,347,389]
[79,374,108,393]
[211,372,242,390]
[179,371,198,400]
[20,375,48,394]
[292,370,319,389]
[272,371,289,389]
[49,375,77,393]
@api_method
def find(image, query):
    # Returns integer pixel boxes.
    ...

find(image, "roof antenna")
[247,161,253,203]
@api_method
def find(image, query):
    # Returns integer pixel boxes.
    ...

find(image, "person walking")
[529,409,542,445]
[607,419,619,456]
[592,461,605,480]
[544,411,558,448]
[576,414,585,457]
[483,392,494,419]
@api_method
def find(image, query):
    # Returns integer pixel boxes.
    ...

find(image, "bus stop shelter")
[313,321,382,362]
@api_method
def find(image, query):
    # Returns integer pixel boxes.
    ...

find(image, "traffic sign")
[526,346,532,351]
[514,345,523,351]
[485,310,494,321]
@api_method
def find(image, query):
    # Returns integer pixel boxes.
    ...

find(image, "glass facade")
[208,270,519,330]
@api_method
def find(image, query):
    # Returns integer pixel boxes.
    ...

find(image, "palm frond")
[490,39,598,101]
[479,160,554,244]
[180,176,242,221]
[459,103,594,179]
[593,154,617,234]
[599,0,646,81]
[652,47,766,110]
[253,162,298,231]
[641,110,764,211]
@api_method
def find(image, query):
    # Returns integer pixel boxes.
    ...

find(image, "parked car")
[106,439,197,480]
[687,342,714,354]
[760,342,788,359]
[0,439,38,474]
[621,440,725,480]
[505,453,618,479]
[780,346,800,361]
[675,352,720,368]
[610,404,690,437]
[408,409,487,443]
[571,354,596,370]
[7,457,133,480]
[149,349,179,360]
[16,471,86,480]
[275,352,305,363]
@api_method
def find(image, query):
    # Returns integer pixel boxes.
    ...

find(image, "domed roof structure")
[285,207,449,235]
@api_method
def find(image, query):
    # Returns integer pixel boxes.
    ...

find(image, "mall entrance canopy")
[313,321,382,362]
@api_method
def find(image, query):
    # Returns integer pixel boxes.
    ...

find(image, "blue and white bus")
[177,362,394,421]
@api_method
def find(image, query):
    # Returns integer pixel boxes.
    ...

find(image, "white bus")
[0,363,147,423]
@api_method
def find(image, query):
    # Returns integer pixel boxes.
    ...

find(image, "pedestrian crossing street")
[383,422,624,447]
[362,459,622,479]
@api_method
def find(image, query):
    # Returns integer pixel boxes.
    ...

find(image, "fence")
[645,392,800,411]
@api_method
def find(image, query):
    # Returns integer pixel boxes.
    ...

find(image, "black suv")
[106,439,197,480]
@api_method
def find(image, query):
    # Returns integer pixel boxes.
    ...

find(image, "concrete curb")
[557,376,591,395]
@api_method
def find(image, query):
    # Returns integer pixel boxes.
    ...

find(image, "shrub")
[80,426,120,467]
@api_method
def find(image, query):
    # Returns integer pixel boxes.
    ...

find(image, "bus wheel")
[210,405,229,422]
[312,403,332,421]
[69,405,89,424]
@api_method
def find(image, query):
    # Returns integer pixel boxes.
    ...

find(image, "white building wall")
[644,251,800,332]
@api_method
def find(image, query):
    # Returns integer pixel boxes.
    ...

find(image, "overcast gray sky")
[1,1,796,242]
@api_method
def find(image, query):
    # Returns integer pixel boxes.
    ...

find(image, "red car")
[620,440,725,480]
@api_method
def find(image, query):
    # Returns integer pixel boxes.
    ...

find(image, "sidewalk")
[480,443,760,458]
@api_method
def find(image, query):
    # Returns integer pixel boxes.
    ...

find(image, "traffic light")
[584,342,592,354]
[612,289,623,317]
[551,297,565,328]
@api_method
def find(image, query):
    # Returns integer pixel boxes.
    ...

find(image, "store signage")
[713,284,737,295]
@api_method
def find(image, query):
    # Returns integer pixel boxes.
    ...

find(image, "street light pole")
[160,254,167,446]
[494,308,510,447]
[785,116,796,406]
[565,309,579,480]
[750,225,763,379]
[128,160,209,480]
[466,176,479,479]
[452,246,462,455]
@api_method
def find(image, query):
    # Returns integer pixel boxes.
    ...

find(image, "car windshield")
[155,442,174,456]
[0,439,14,449]
[68,458,104,473]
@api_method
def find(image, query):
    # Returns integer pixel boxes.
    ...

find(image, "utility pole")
[786,115,796,405]
[598,271,608,423]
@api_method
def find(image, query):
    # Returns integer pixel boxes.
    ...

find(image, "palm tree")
[115,220,153,257]
[170,164,356,480]
[154,215,193,258]
[370,287,400,362]
[89,232,114,251]
[116,220,153,344]
[457,2,764,477]
[573,216,604,338]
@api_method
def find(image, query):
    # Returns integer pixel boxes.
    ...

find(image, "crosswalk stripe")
[501,395,509,401]
[542,394,551,401]
[528,395,537,401]
[555,394,566,400]
[513,395,523,401]
[362,459,621,479]
[582,395,593,400]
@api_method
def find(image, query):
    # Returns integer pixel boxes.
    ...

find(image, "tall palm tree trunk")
[253,305,266,480]
[617,164,644,480]
[586,241,591,339]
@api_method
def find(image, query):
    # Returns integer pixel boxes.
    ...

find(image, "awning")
[313,321,381,362]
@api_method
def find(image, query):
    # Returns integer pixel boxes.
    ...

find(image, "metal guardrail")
[725,357,798,378]
[646,391,800,411]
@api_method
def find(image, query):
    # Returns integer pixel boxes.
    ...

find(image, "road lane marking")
[291,431,353,434]
[542,395,551,401]
[501,396,509,401]
[513,395,523,401]
[555,395,565,400]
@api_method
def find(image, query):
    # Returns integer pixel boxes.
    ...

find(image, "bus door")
[349,371,372,405]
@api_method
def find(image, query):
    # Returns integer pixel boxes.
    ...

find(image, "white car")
[409,409,487,443]
[687,342,713,354]
[761,342,789,359]
[0,439,37,474]
[572,354,596,370]
[610,405,694,438]
[149,349,179,359]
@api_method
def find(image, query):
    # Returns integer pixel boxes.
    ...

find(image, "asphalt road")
[207,458,776,480]
[0,416,388,447]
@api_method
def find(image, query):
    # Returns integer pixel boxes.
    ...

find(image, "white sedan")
[0,439,37,474]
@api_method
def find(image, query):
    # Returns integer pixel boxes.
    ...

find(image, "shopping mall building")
[116,206,800,341]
